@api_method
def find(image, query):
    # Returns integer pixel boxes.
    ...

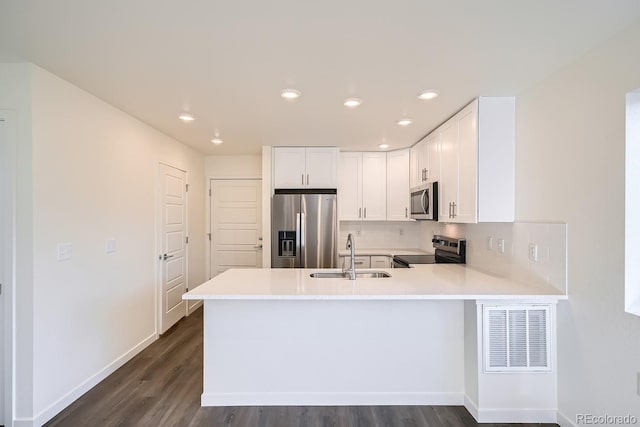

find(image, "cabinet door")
[386,149,411,221]
[455,101,478,223]
[338,152,363,220]
[438,118,459,221]
[305,147,337,188]
[427,133,441,183]
[353,256,371,268]
[362,152,387,221]
[371,255,391,268]
[410,146,420,188]
[273,147,306,188]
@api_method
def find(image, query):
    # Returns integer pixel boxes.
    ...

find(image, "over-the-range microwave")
[410,181,438,221]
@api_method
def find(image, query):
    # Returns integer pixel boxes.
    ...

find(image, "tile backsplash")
[419,221,567,294]
[339,221,421,249]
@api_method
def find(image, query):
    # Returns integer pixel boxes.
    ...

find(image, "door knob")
[162,253,174,260]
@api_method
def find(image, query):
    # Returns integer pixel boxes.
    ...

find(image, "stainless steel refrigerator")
[271,190,338,268]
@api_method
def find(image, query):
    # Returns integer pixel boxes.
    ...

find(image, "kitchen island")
[183,265,566,423]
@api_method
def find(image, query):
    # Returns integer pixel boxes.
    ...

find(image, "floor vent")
[483,305,551,372]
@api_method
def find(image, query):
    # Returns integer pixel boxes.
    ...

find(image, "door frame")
[0,110,16,426]
[156,163,190,334]
[206,177,262,280]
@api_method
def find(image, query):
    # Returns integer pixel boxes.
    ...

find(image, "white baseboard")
[28,332,158,427]
[463,394,479,420]
[469,406,557,423]
[202,392,465,407]
[557,411,578,427]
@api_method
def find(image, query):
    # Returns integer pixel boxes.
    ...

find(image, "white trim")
[557,410,578,427]
[472,407,557,423]
[201,391,464,407]
[463,394,479,420]
[32,332,157,426]
[0,110,16,427]
[206,175,261,180]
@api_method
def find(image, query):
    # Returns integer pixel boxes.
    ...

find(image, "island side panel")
[201,299,464,406]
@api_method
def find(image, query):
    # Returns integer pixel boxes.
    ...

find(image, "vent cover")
[483,305,551,372]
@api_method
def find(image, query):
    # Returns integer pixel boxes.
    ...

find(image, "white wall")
[514,22,640,424]
[340,221,421,249]
[205,154,261,178]
[2,64,206,425]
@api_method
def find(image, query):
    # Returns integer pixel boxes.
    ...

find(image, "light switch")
[497,238,505,254]
[486,237,494,250]
[105,238,116,254]
[56,243,72,261]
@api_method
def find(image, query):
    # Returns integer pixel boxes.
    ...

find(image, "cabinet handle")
[359,207,362,218]
[425,169,428,180]
[453,202,456,218]
[306,174,309,185]
[301,174,304,185]
[364,207,367,219]
[354,261,365,265]
[449,202,452,218]
[405,207,408,218]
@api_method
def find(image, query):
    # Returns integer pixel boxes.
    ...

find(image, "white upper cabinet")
[437,97,515,223]
[410,138,429,188]
[338,152,387,221]
[362,152,387,221]
[338,152,363,220]
[386,149,411,221]
[273,147,338,189]
[426,132,441,183]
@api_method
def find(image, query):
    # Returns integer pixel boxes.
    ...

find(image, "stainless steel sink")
[310,270,391,279]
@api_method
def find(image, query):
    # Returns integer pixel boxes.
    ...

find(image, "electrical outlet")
[56,243,73,261]
[497,238,505,254]
[105,238,116,254]
[487,237,494,250]
[528,243,538,262]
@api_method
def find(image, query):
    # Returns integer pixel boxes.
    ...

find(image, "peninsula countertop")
[183,265,567,301]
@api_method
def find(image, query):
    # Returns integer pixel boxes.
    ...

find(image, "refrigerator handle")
[298,212,305,267]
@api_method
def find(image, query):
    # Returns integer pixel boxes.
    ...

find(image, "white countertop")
[183,265,567,301]
[337,248,431,257]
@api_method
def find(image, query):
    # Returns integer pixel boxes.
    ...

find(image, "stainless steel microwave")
[410,182,438,221]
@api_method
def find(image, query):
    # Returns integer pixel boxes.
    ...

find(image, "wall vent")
[483,305,551,372]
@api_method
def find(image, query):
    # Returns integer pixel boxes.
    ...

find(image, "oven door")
[410,182,436,220]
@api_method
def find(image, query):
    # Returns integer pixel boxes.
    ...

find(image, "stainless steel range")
[392,235,466,268]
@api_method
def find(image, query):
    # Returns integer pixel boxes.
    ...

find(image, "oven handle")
[420,190,427,214]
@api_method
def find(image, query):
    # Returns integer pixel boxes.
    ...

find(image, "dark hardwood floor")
[46,307,557,427]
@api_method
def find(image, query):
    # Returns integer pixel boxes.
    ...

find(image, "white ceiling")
[2,1,640,155]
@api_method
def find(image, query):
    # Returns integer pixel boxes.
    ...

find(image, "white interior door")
[210,180,262,278]
[159,164,188,334]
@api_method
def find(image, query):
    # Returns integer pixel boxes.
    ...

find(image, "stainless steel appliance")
[392,235,465,267]
[410,181,438,220]
[271,189,338,268]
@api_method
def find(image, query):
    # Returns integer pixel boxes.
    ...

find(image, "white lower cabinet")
[371,255,391,268]
[340,255,391,269]
[340,256,371,269]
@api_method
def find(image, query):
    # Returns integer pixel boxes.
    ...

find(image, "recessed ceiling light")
[179,113,195,122]
[417,90,439,100]
[396,118,413,126]
[379,144,390,149]
[280,89,301,100]
[211,137,223,145]
[344,98,362,108]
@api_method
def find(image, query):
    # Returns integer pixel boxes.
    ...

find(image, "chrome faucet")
[343,233,356,280]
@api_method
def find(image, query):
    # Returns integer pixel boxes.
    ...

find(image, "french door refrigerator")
[271,190,338,268]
